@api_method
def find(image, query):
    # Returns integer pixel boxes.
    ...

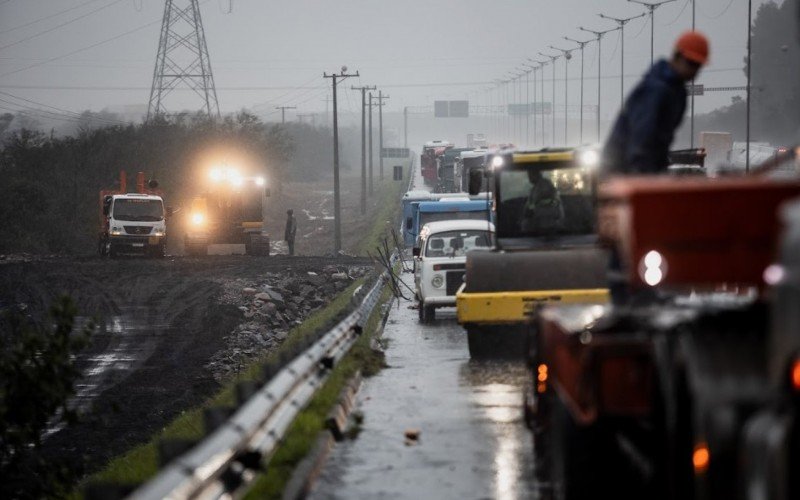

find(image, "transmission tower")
[147,0,220,120]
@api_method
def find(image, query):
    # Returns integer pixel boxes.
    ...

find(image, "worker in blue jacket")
[603,31,709,175]
[604,32,709,306]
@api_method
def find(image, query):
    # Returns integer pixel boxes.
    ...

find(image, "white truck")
[98,171,169,258]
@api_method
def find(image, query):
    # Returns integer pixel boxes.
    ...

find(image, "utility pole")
[746,0,752,173]
[323,67,359,254]
[275,105,296,124]
[368,92,374,196]
[148,0,219,119]
[523,63,536,146]
[581,26,620,142]
[565,36,593,144]
[376,91,389,181]
[352,85,375,215]
[628,0,677,66]
[539,52,560,148]
[538,61,547,145]
[550,45,575,146]
[599,12,647,107]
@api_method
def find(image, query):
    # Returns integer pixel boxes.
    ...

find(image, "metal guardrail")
[126,273,387,500]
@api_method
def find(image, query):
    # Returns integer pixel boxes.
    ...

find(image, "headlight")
[111,228,122,236]
[579,149,600,168]
[639,250,667,286]
[153,230,165,236]
[491,155,504,169]
[431,274,444,288]
[255,177,266,187]
[209,168,224,182]
[191,213,205,225]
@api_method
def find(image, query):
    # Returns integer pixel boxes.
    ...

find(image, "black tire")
[424,305,435,323]
[418,300,424,322]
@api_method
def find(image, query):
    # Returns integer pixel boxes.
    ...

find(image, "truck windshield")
[425,230,493,257]
[497,166,595,239]
[113,199,164,221]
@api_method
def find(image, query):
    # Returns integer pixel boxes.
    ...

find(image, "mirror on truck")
[468,169,483,196]
[102,196,112,216]
[412,247,420,257]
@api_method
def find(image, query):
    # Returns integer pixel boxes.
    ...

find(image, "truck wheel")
[418,300,424,322]
[467,328,486,359]
[423,304,435,323]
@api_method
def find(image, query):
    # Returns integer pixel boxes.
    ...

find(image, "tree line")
[0,111,359,255]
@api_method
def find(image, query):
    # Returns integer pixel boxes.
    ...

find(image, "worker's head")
[287,209,293,215]
[528,169,543,184]
[671,31,709,81]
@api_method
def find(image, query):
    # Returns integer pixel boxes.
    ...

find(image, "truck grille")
[446,271,465,295]
[124,226,152,235]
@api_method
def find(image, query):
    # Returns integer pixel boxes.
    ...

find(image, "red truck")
[528,157,800,499]
[420,140,453,186]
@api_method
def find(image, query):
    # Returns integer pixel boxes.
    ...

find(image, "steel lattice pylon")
[147,0,220,120]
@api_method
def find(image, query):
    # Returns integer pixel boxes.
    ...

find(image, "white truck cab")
[100,193,167,257]
[413,219,495,323]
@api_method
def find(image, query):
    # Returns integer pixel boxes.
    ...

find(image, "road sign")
[382,147,410,158]
[686,84,704,96]
[434,100,469,118]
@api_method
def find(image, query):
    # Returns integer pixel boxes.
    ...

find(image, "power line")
[0,90,127,124]
[0,0,104,35]
[0,0,126,52]
[699,0,736,20]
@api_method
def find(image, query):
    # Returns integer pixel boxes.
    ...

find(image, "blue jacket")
[603,60,687,174]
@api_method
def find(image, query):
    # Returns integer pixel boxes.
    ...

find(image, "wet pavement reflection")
[310,276,541,499]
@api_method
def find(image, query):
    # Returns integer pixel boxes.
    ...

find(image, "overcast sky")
[0,0,779,124]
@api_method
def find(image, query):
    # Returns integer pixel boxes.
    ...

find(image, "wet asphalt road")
[310,274,542,500]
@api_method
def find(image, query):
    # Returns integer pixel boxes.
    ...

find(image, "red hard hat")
[675,31,710,65]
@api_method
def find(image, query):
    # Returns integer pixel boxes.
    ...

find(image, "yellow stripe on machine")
[456,288,609,324]
[512,151,574,164]
[241,222,263,229]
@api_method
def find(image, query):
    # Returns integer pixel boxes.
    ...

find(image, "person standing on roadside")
[603,31,710,175]
[285,209,297,256]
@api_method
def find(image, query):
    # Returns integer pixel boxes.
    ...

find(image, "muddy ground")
[0,253,373,480]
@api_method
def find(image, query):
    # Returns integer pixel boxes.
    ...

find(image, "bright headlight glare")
[255,177,266,187]
[640,250,667,287]
[191,213,204,225]
[231,176,244,188]
[431,274,444,288]
[580,150,600,168]
[491,156,504,169]
[209,168,223,182]
[643,250,663,269]
[153,230,165,236]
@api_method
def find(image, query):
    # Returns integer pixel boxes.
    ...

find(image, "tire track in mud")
[0,254,373,477]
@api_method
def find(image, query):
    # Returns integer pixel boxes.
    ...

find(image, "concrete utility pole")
[581,26,620,142]
[276,105,296,124]
[628,0,677,66]
[376,91,389,181]
[599,12,647,107]
[550,45,575,146]
[368,92,374,196]
[523,63,536,146]
[352,85,376,215]
[539,52,560,147]
[323,68,359,254]
[537,61,547,145]
[565,36,593,144]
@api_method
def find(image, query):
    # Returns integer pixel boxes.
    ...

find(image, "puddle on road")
[44,308,166,437]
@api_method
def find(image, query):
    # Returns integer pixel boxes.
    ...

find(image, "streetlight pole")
[580,26,620,141]
[599,12,647,107]
[539,52,560,147]
[524,63,538,146]
[628,0,677,66]
[565,36,593,144]
[352,85,375,215]
[746,0,752,172]
[323,68,359,254]
[550,45,576,146]
[376,91,389,181]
